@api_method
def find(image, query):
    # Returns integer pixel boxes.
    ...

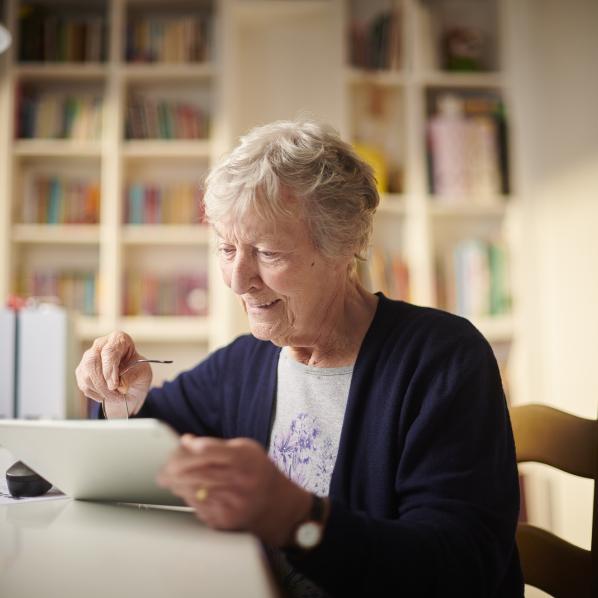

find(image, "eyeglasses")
[101,359,173,420]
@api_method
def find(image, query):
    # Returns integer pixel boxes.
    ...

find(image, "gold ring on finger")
[195,487,208,502]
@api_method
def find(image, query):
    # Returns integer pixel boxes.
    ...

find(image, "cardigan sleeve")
[285,332,522,597]
[89,353,222,436]
[133,346,224,436]
[124,334,277,442]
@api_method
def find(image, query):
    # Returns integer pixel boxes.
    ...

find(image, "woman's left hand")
[156,435,312,546]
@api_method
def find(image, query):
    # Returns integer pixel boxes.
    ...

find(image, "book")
[123,272,208,316]
[427,92,504,200]
[22,174,101,224]
[349,10,401,71]
[438,238,511,318]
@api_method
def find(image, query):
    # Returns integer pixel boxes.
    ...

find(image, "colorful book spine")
[123,272,208,316]
[126,15,210,63]
[22,175,101,224]
[438,238,511,317]
[126,95,208,140]
[18,92,103,140]
[427,92,506,200]
[19,7,106,63]
[349,10,401,71]
[125,182,206,225]
[21,270,98,315]
[362,246,410,301]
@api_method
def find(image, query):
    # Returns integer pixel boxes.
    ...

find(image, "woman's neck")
[286,283,378,368]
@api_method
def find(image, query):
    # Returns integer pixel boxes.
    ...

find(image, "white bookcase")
[0,0,521,406]
[343,0,520,397]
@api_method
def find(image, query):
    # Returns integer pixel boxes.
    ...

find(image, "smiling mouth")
[248,299,280,310]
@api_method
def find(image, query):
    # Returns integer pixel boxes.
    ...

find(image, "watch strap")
[308,493,325,524]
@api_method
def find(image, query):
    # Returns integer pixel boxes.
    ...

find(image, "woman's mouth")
[247,299,280,311]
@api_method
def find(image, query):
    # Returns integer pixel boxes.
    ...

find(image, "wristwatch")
[292,494,326,550]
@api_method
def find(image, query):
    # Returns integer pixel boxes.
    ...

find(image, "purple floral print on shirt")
[270,412,337,496]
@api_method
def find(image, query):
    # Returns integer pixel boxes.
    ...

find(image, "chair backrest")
[510,403,598,598]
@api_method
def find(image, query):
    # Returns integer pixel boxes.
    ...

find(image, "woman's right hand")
[75,331,152,417]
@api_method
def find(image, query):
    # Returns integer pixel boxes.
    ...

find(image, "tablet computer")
[0,419,184,506]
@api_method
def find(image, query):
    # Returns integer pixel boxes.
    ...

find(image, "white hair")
[203,119,379,266]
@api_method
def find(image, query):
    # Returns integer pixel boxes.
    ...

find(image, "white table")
[0,451,278,598]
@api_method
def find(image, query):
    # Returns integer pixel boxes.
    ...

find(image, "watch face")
[296,521,322,549]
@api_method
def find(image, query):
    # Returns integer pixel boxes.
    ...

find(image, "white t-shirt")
[267,347,354,598]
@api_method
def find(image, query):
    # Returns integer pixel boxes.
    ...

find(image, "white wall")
[508,0,598,560]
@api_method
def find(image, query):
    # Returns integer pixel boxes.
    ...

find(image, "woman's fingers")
[99,332,135,391]
[76,339,124,402]
[75,331,153,410]
[157,463,237,493]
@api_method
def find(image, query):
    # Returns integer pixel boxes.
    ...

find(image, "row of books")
[21,175,101,224]
[126,16,210,63]
[126,96,209,140]
[358,247,410,301]
[125,183,206,225]
[18,269,210,318]
[426,92,509,199]
[437,238,511,318]
[19,6,106,63]
[123,272,208,316]
[349,10,401,71]
[18,92,103,140]
[20,271,98,316]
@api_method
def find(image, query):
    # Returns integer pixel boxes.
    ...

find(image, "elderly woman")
[76,120,523,597]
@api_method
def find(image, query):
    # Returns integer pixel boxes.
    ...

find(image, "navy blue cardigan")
[116,295,523,597]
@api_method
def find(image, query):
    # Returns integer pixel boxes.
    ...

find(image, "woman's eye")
[258,251,278,260]
[218,246,235,257]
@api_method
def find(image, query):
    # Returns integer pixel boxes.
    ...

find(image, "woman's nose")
[229,252,260,295]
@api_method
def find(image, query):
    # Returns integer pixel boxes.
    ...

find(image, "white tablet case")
[0,419,183,506]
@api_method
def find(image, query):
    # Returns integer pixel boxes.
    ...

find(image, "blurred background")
[0,1,596,594]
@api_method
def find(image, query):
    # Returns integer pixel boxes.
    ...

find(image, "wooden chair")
[510,404,597,597]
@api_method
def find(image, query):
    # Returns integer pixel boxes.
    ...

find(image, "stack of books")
[22,174,100,224]
[349,9,401,70]
[125,182,205,225]
[126,14,210,63]
[437,238,511,318]
[359,247,410,301]
[20,270,98,316]
[427,92,509,200]
[123,272,208,316]
[126,95,208,140]
[19,5,106,62]
[18,91,103,140]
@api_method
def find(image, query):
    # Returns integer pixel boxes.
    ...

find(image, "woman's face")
[214,207,350,347]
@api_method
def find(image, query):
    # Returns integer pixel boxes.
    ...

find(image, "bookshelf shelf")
[122,63,215,81]
[12,224,101,244]
[234,0,331,22]
[119,316,210,342]
[14,140,103,157]
[428,201,507,218]
[346,68,407,88]
[121,225,210,245]
[417,72,505,88]
[16,64,108,80]
[122,140,211,158]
